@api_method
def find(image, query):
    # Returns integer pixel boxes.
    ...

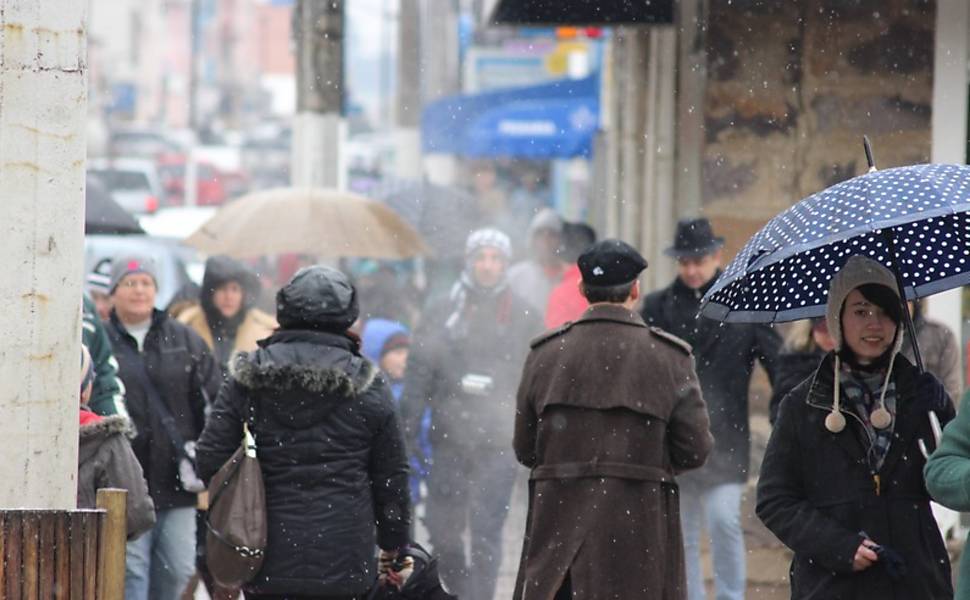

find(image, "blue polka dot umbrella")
[701,162,970,327]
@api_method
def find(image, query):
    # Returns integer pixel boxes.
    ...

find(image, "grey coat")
[78,414,156,539]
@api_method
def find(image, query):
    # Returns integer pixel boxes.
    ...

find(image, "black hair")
[581,280,636,304]
[560,222,598,262]
[855,283,903,325]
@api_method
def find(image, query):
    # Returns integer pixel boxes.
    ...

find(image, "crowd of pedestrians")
[73,210,967,600]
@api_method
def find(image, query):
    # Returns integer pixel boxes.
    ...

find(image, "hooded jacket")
[78,411,156,539]
[757,256,955,599]
[361,318,410,400]
[195,330,411,597]
[82,295,128,417]
[177,255,277,371]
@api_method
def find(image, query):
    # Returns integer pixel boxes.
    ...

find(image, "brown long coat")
[513,304,713,600]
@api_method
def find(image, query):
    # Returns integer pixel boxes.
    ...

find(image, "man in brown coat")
[513,239,714,600]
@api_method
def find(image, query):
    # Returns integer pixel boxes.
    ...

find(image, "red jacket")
[544,264,588,329]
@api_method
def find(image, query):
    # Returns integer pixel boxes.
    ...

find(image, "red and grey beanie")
[109,254,158,293]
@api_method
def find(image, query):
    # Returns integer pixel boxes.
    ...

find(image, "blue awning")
[421,74,600,159]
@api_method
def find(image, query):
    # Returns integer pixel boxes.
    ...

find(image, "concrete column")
[393,0,422,179]
[927,0,969,355]
[292,0,345,189]
[0,0,87,509]
[674,0,708,220]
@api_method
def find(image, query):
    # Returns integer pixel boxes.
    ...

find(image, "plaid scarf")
[840,366,896,472]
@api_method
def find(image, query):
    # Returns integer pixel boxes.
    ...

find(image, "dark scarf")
[840,364,896,472]
[445,271,511,341]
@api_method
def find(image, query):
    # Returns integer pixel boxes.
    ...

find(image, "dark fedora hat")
[664,218,725,258]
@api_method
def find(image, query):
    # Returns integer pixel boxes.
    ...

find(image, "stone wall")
[703,0,936,256]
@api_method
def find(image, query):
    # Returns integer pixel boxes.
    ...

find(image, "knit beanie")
[109,255,158,293]
[465,228,511,261]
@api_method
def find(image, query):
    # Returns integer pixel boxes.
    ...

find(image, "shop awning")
[489,0,673,25]
[421,74,599,159]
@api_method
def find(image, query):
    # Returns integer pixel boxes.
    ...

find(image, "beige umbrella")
[184,187,430,259]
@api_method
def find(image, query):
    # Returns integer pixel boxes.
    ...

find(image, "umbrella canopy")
[372,178,481,261]
[701,163,970,324]
[184,187,430,259]
[85,176,144,235]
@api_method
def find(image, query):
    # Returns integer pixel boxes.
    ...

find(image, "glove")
[870,542,908,580]
[915,372,949,413]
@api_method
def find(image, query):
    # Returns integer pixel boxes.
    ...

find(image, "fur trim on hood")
[80,414,135,440]
[230,351,378,397]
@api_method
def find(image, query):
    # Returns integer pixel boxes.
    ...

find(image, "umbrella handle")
[918,411,945,459]
[880,230,925,372]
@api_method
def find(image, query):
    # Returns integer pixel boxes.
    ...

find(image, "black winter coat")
[768,349,825,425]
[400,287,541,453]
[641,275,781,485]
[196,330,411,597]
[105,309,221,510]
[756,353,954,599]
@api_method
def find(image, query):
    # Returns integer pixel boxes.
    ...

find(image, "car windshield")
[89,169,151,191]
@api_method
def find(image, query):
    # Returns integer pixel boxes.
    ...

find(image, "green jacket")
[924,389,970,600]
[82,296,128,417]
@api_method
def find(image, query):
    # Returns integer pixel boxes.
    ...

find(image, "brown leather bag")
[206,423,267,587]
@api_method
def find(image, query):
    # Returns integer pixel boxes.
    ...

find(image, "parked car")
[84,234,203,309]
[88,158,166,215]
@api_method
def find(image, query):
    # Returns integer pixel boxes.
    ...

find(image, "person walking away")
[514,239,714,599]
[507,208,565,315]
[401,228,542,600]
[178,255,277,378]
[196,266,411,600]
[768,318,835,425]
[641,217,780,600]
[905,299,961,403]
[544,222,597,329]
[82,294,128,417]
[925,389,970,600]
[757,255,954,598]
[78,344,156,539]
[104,255,221,600]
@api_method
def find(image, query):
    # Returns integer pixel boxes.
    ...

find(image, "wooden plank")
[54,513,70,600]
[0,512,6,596]
[80,513,100,600]
[96,490,127,600]
[68,513,86,600]
[38,514,55,599]
[22,513,39,600]
[7,513,23,600]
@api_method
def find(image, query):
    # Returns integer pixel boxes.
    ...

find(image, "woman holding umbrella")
[756,255,954,599]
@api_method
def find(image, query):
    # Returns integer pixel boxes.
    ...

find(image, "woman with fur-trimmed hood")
[196,266,411,599]
[756,256,954,599]
[177,255,277,377]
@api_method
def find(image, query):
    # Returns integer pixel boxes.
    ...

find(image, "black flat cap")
[578,239,647,286]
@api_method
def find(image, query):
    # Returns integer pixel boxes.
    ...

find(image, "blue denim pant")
[125,506,197,600]
[681,482,746,600]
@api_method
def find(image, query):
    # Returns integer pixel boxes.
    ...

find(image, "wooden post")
[95,489,128,600]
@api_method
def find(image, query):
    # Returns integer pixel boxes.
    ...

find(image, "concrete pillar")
[927,0,969,357]
[0,0,87,509]
[393,0,422,179]
[674,0,707,220]
[292,0,345,189]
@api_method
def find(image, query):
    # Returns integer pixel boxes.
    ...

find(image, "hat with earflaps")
[823,255,906,433]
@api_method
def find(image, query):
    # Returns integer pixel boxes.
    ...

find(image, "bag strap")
[114,333,189,459]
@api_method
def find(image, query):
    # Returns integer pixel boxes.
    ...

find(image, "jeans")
[680,482,746,600]
[425,445,518,600]
[125,506,197,600]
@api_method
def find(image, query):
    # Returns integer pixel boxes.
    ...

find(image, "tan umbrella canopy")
[185,187,430,259]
